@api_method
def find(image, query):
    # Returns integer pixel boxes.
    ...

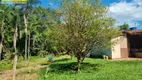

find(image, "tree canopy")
[49,0,120,71]
[118,23,129,30]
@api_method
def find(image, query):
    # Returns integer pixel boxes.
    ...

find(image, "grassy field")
[33,56,142,80]
[0,56,47,72]
[1,56,142,80]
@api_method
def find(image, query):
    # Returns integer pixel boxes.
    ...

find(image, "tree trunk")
[77,57,81,72]
[33,35,36,48]
[24,10,28,60]
[0,37,3,60]
[12,54,18,80]
[28,33,31,58]
[12,25,18,80]
[81,56,85,62]
[0,21,4,60]
[70,53,73,60]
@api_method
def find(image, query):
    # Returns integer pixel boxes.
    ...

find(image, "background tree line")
[0,0,61,61]
[0,0,61,79]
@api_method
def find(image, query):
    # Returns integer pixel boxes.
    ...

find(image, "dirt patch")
[16,73,39,80]
[0,65,47,80]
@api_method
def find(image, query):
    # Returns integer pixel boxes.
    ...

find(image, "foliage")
[49,0,120,71]
[118,23,129,30]
[0,3,60,60]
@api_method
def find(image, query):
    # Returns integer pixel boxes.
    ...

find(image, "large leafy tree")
[52,0,120,71]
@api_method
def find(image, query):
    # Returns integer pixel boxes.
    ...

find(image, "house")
[111,29,142,59]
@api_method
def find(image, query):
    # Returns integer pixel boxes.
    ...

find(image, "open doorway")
[127,32,142,58]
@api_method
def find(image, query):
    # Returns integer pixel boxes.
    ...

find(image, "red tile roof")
[122,29,142,35]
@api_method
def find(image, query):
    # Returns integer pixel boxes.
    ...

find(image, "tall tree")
[23,7,28,59]
[22,0,40,59]
[53,0,120,71]
[9,6,22,80]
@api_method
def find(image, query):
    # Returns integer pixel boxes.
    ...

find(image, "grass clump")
[0,60,13,71]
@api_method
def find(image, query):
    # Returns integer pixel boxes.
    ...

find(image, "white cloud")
[109,0,142,28]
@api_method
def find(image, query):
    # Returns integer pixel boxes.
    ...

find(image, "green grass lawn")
[1,55,142,80]
[33,56,142,80]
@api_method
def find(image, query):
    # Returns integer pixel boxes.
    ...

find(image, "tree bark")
[81,56,85,62]
[28,33,31,58]
[12,25,18,80]
[0,35,3,60]
[12,54,18,80]
[77,57,81,72]
[71,55,73,60]
[0,21,4,60]
[24,9,28,60]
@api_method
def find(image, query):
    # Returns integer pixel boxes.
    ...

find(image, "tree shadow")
[40,58,70,66]
[39,58,103,75]
[53,58,70,62]
[47,62,102,74]
[40,62,51,66]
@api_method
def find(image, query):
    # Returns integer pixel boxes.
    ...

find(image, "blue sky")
[102,0,142,29]
[40,0,60,9]
[40,0,142,29]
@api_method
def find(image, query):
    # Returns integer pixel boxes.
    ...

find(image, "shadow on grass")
[53,58,70,62]
[38,58,103,76]
[46,62,102,74]
[40,58,70,66]
[40,62,51,66]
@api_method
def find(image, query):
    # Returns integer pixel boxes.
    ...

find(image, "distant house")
[111,29,142,59]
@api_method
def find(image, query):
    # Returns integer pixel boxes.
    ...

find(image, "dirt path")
[0,65,47,80]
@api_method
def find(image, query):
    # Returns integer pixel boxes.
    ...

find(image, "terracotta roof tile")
[122,29,142,35]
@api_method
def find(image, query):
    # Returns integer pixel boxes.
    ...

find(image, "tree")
[8,6,22,80]
[0,4,11,60]
[28,5,60,56]
[20,0,40,59]
[52,0,120,71]
[118,23,129,30]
